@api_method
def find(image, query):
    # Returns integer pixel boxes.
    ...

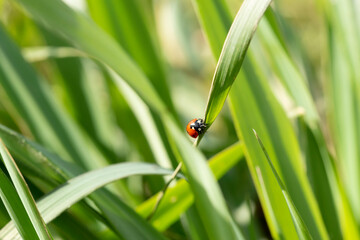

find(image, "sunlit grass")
[0,0,359,239]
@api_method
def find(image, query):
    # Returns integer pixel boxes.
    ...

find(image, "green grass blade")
[109,70,172,169]
[0,125,167,240]
[14,0,166,114]
[0,20,135,203]
[190,0,232,58]
[203,0,271,127]
[326,0,360,225]
[328,22,360,238]
[192,0,329,238]
[183,206,209,240]
[0,124,82,183]
[256,19,318,125]
[86,0,174,113]
[108,62,244,239]
[136,142,244,231]
[0,162,176,240]
[163,116,244,240]
[0,139,52,239]
[253,130,312,240]
[0,24,109,170]
[0,168,38,239]
[252,18,343,237]
[35,29,121,161]
[229,58,328,239]
[253,7,360,237]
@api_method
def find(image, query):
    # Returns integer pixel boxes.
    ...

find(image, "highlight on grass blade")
[0,166,38,240]
[0,162,181,239]
[203,0,272,129]
[0,125,168,240]
[0,139,52,240]
[136,142,244,231]
[253,130,312,240]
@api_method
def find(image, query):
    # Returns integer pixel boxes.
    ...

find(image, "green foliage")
[0,140,52,239]
[0,162,178,239]
[0,0,359,239]
[253,130,312,240]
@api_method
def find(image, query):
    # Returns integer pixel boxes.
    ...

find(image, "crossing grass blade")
[0,162,178,240]
[229,57,328,239]
[86,0,174,113]
[253,130,312,240]
[203,0,272,128]
[163,115,244,240]
[35,29,121,162]
[0,24,109,170]
[251,17,344,238]
[136,142,244,231]
[14,0,166,114]
[0,139,52,240]
[0,167,38,239]
[327,25,360,238]
[256,18,318,125]
[108,66,245,238]
[21,46,170,181]
[325,0,360,227]
[0,125,167,240]
[109,70,172,170]
[192,0,329,238]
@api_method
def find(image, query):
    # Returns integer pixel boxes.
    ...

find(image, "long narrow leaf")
[14,0,166,114]
[0,168,38,239]
[137,142,244,231]
[0,139,51,239]
[0,23,167,239]
[163,116,244,240]
[0,125,167,240]
[229,57,328,239]
[86,0,174,113]
[203,0,271,127]
[252,17,343,238]
[0,162,177,240]
[0,24,108,170]
[109,71,172,169]
[326,0,360,226]
[253,130,312,240]
[192,0,329,238]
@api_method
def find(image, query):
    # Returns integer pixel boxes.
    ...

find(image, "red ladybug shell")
[186,119,199,138]
[186,118,205,138]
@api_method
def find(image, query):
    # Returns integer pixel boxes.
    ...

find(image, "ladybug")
[186,118,206,138]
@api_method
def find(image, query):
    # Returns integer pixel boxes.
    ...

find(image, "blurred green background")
[0,0,359,239]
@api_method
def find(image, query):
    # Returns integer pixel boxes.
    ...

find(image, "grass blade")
[326,0,360,226]
[137,142,244,231]
[163,116,244,240]
[0,139,52,239]
[0,168,38,239]
[14,0,166,114]
[229,58,328,239]
[109,70,172,169]
[256,19,318,125]
[86,0,174,113]
[0,162,177,240]
[253,130,312,240]
[203,0,271,127]
[252,17,344,237]
[0,24,109,170]
[0,125,167,240]
[192,0,328,238]
[327,22,360,238]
